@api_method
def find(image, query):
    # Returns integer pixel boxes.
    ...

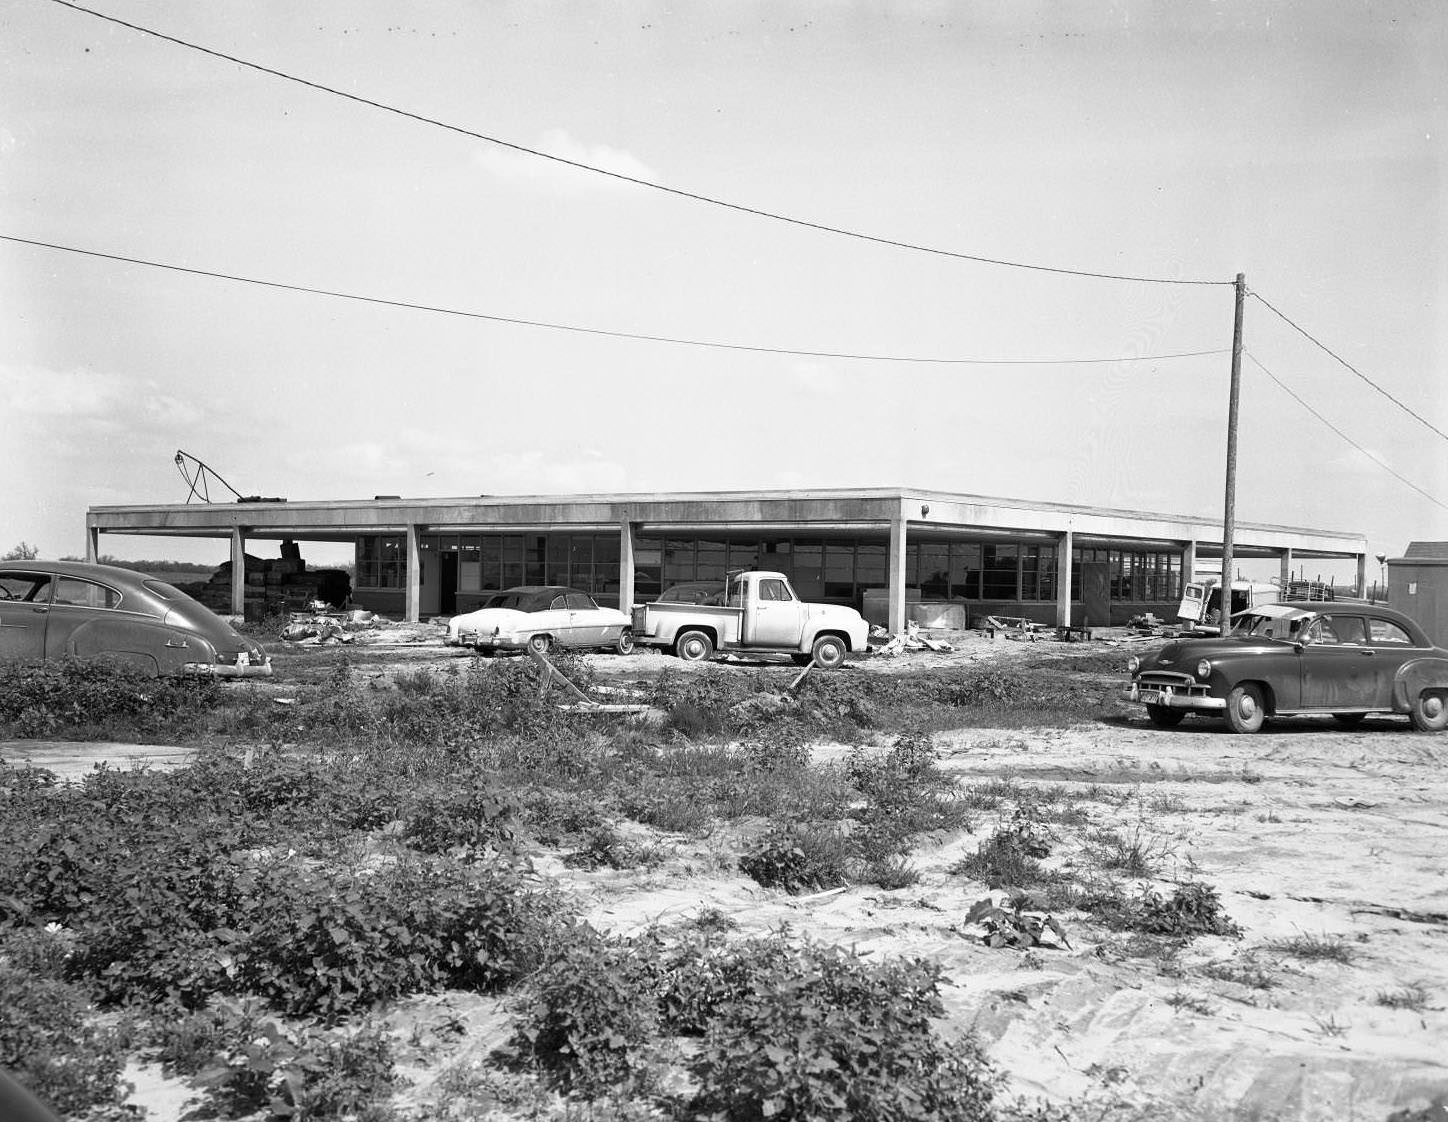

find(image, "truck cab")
[1177,578,1282,634]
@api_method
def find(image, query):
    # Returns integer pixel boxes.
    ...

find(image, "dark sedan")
[1126,601,1448,733]
[0,560,271,678]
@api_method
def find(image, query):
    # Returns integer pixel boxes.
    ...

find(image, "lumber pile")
[180,547,351,620]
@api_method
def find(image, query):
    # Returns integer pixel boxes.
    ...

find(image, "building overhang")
[85,486,1368,560]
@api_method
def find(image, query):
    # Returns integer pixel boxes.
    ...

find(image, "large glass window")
[982,544,1019,599]
[357,535,405,589]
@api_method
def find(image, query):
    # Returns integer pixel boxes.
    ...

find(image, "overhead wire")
[0,234,1228,367]
[1250,291,1448,445]
[1245,351,1448,513]
[43,0,1233,288]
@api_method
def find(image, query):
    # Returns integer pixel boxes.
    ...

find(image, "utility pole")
[1220,273,1246,611]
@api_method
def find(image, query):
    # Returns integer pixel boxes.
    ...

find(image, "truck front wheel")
[811,635,848,670]
[675,630,715,662]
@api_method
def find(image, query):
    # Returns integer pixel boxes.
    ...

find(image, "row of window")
[359,533,1186,605]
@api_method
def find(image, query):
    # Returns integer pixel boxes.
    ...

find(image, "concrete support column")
[1055,530,1073,627]
[405,525,421,623]
[85,523,100,564]
[230,527,246,616]
[618,519,636,612]
[1182,540,1198,584]
[1356,553,1367,599]
[1280,548,1294,583]
[888,512,907,635]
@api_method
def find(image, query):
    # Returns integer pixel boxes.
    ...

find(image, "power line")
[1245,351,1448,513]
[44,0,1234,289]
[2,233,1229,367]
[1250,291,1448,445]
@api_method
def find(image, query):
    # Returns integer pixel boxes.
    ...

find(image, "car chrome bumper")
[1127,682,1224,710]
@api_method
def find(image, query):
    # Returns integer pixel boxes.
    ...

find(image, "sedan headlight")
[1196,659,1212,679]
[1127,655,1140,674]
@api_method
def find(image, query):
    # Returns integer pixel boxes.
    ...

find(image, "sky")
[1,0,1444,580]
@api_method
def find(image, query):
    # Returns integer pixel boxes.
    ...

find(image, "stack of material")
[180,549,351,620]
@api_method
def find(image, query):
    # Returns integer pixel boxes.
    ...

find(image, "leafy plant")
[0,963,136,1117]
[966,891,1071,950]
[689,938,1000,1122]
[739,825,851,894]
[506,928,663,1098]
[191,1013,399,1120]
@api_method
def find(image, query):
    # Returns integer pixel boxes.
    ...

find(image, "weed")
[952,807,1058,889]
[1165,991,1213,1015]
[0,962,135,1117]
[863,855,922,890]
[1085,824,1172,878]
[1312,1013,1349,1038]
[1375,984,1430,1011]
[966,891,1071,950]
[1126,881,1241,938]
[739,825,852,894]
[689,937,1001,1122]
[562,825,666,871]
[1201,957,1277,990]
[191,1013,400,1119]
[1264,934,1358,964]
[506,929,663,1098]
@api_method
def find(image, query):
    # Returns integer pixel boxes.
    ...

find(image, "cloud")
[471,128,658,193]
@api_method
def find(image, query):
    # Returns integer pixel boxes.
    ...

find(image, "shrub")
[506,928,662,1097]
[1131,881,1241,938]
[689,938,1000,1122]
[739,825,852,894]
[0,658,220,738]
[952,807,1057,889]
[190,1011,399,1120]
[0,963,134,1117]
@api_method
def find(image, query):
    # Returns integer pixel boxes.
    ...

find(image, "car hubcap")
[1239,695,1257,719]
[1425,695,1444,720]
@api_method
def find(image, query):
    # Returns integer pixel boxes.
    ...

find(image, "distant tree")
[2,541,40,560]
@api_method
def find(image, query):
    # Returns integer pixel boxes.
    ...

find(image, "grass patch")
[1375,984,1430,1011]
[1263,934,1358,964]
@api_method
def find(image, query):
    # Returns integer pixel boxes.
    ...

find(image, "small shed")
[1387,542,1448,646]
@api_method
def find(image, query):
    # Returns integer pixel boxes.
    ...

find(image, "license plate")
[1141,687,1173,704]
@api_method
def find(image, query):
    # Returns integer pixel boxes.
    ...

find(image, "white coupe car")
[445,586,634,655]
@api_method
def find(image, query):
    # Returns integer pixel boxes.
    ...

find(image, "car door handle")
[1359,649,1375,656]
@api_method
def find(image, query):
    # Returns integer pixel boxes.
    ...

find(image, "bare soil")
[5,623,1447,1121]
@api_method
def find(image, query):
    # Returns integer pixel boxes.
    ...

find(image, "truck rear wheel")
[810,634,847,670]
[675,630,714,662]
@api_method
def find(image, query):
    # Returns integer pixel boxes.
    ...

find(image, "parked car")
[445,586,634,655]
[0,559,272,678]
[1126,601,1448,732]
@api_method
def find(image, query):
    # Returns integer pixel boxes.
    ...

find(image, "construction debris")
[528,647,656,717]
[873,620,957,657]
[984,616,1052,642]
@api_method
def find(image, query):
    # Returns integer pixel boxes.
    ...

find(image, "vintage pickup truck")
[631,570,870,668]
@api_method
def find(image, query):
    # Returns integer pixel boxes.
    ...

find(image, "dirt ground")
[4,624,1447,1121]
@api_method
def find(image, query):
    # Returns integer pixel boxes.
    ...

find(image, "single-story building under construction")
[84,487,1368,634]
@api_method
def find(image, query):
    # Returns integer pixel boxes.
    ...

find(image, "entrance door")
[439,553,458,615]
[1082,562,1110,627]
